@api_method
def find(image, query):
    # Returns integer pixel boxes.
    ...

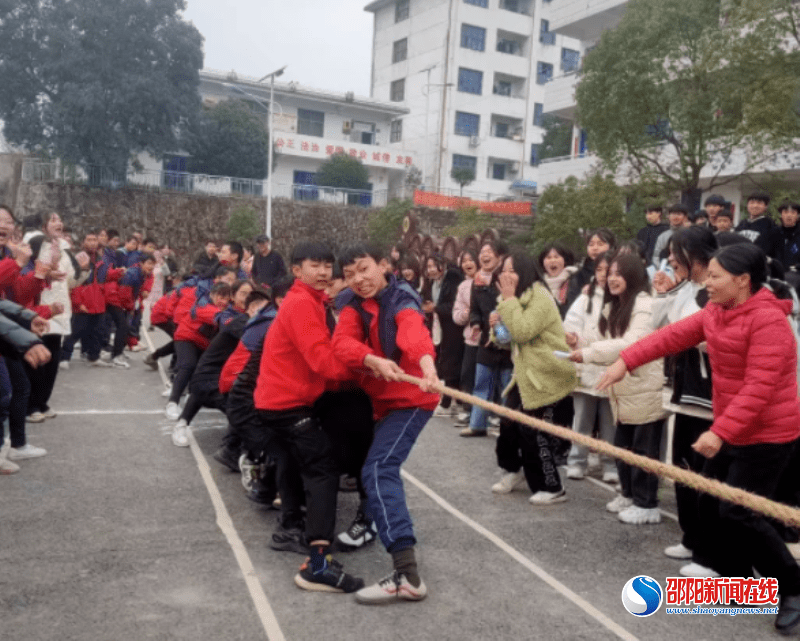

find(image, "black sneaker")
[294,555,364,593]
[212,445,240,473]
[270,526,309,555]
[336,510,378,551]
[143,353,159,371]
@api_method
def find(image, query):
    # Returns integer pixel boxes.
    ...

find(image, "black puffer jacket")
[469,279,512,369]
[0,299,43,360]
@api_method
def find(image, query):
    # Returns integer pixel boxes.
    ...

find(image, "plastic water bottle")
[494,321,511,345]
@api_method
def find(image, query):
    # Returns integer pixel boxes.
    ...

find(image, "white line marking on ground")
[585,477,679,522]
[187,429,286,641]
[401,470,639,641]
[57,409,219,416]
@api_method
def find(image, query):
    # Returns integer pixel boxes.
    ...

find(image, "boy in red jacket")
[253,241,363,594]
[333,243,439,605]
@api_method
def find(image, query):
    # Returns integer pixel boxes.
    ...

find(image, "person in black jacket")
[192,241,218,275]
[768,201,800,275]
[421,255,464,415]
[636,206,669,264]
[251,235,287,289]
[736,191,775,253]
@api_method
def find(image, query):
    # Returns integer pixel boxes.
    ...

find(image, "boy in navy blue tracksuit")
[333,243,440,605]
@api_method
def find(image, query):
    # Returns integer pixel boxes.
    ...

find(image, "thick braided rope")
[398,373,800,529]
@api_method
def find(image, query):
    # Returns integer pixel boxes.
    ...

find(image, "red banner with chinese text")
[413,190,531,215]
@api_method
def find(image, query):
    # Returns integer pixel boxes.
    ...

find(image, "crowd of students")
[4,192,800,629]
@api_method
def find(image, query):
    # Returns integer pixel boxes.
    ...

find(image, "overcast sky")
[183,0,375,97]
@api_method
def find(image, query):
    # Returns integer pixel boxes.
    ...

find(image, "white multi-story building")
[537,0,800,214]
[365,0,583,201]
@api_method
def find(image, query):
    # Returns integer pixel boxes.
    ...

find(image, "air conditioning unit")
[342,120,352,133]
[469,135,480,147]
[510,162,520,172]
[511,134,523,141]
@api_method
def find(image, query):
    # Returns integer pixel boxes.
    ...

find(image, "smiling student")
[334,243,439,605]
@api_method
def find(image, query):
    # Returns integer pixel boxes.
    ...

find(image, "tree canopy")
[450,167,475,196]
[538,115,572,162]
[315,153,370,190]
[575,0,800,205]
[0,0,204,176]
[186,99,270,179]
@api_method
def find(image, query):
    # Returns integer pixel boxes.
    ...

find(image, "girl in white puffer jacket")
[562,251,617,482]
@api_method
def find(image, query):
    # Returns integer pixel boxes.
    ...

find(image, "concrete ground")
[0,339,783,641]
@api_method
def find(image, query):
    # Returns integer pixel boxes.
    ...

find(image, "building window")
[540,19,555,45]
[390,78,405,102]
[561,48,580,72]
[395,0,409,23]
[390,119,403,143]
[533,103,544,127]
[492,163,507,180]
[493,80,512,96]
[458,68,483,94]
[497,38,521,55]
[464,0,488,6]
[293,170,319,201]
[297,108,325,137]
[530,144,540,166]
[393,38,408,63]
[455,112,480,137]
[536,62,553,85]
[494,122,509,138]
[452,154,477,173]
[461,24,486,51]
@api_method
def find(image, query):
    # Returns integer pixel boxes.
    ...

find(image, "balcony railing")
[22,160,386,207]
[539,32,556,45]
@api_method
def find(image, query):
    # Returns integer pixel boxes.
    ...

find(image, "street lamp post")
[256,66,287,239]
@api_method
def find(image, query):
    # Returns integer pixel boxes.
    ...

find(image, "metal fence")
[21,160,386,207]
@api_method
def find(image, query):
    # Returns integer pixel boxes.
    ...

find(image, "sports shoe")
[161,387,173,398]
[42,409,57,419]
[664,543,693,559]
[8,444,47,460]
[112,356,130,369]
[128,343,146,352]
[459,428,487,437]
[100,350,112,362]
[529,489,567,505]
[165,402,181,420]
[28,412,46,423]
[606,495,634,513]
[602,471,621,485]
[143,353,159,370]
[0,458,20,474]
[492,470,526,494]
[488,416,501,427]
[565,466,585,480]
[270,526,309,555]
[455,411,470,425]
[294,555,364,593]
[239,454,260,492]
[59,361,69,370]
[679,562,720,578]
[775,594,800,634]
[213,445,241,473]
[337,510,378,551]
[89,359,113,368]
[618,505,661,525]
[171,420,190,447]
[433,403,455,417]
[355,571,427,604]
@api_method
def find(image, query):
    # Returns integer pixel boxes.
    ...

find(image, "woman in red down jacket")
[598,243,800,634]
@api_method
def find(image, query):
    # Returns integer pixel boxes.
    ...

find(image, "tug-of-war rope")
[397,373,800,530]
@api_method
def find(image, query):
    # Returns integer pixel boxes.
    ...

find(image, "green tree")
[443,206,492,238]
[531,174,636,255]
[575,0,800,208]
[450,167,475,196]
[368,198,413,249]
[0,0,204,179]
[186,99,270,179]
[539,115,573,162]
[226,205,262,245]
[316,153,370,190]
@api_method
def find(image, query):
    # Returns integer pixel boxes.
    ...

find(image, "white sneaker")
[127,343,146,352]
[112,356,130,369]
[488,416,501,427]
[8,444,47,460]
[165,402,181,420]
[680,562,720,578]
[0,439,19,474]
[42,409,57,419]
[171,420,190,447]
[788,543,800,561]
[59,361,69,370]
[606,495,634,513]
[492,470,526,494]
[664,543,693,559]
[565,466,585,480]
[455,411,470,425]
[355,571,427,604]
[433,403,453,417]
[28,412,46,423]
[602,471,620,484]
[90,359,113,368]
[618,505,661,525]
[529,489,567,505]
[239,454,260,492]
[100,350,112,362]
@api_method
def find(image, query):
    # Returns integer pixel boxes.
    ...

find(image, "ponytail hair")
[712,244,768,294]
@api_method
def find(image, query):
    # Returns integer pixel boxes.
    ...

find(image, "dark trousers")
[496,386,563,494]
[107,305,129,358]
[26,334,62,414]
[180,388,226,424]
[99,311,113,352]
[61,313,102,362]
[169,341,202,404]
[614,420,663,509]
[151,321,175,360]
[129,307,142,340]
[0,357,13,435]
[258,408,339,543]
[700,440,800,595]
[460,344,478,412]
[6,357,30,448]
[672,414,713,559]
